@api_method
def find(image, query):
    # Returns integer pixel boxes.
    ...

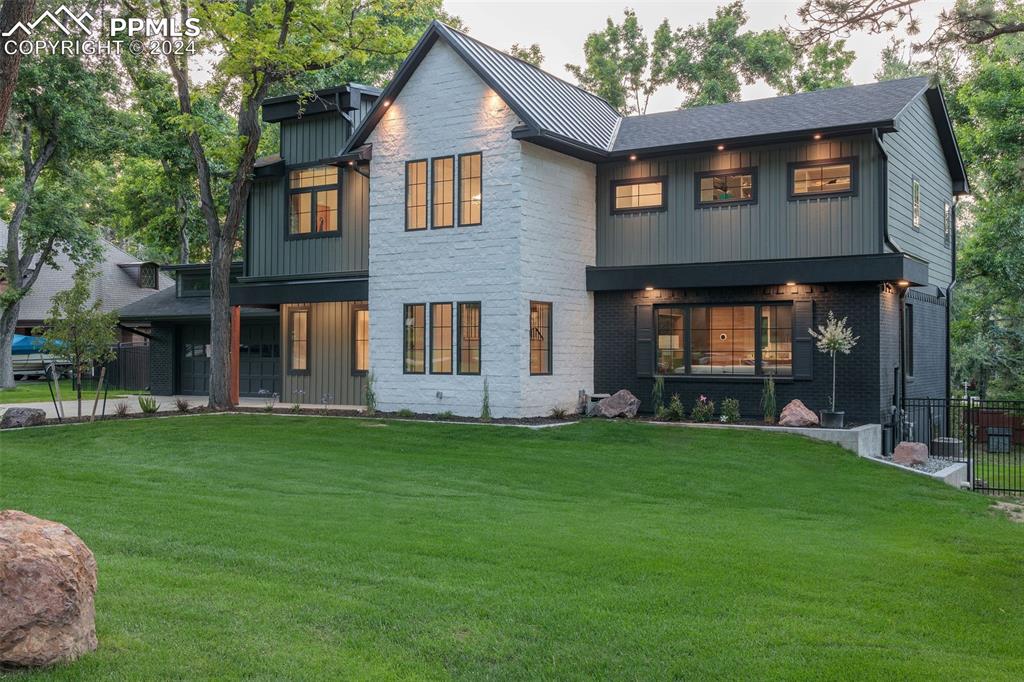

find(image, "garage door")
[178,322,280,397]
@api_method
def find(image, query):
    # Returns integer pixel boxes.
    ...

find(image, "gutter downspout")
[945,197,958,403]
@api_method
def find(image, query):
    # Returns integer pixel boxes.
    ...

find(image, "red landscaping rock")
[778,399,820,427]
[893,441,929,466]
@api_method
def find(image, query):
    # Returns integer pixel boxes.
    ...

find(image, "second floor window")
[944,202,951,246]
[912,178,922,230]
[696,169,755,206]
[432,157,454,228]
[288,166,339,236]
[789,159,855,198]
[459,152,482,225]
[612,177,666,213]
[406,160,428,230]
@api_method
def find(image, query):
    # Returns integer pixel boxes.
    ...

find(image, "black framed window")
[611,177,666,213]
[403,304,426,374]
[288,165,339,236]
[696,168,756,206]
[458,152,482,226]
[457,302,481,375]
[352,304,369,375]
[406,160,428,230]
[655,303,792,377]
[912,178,922,230]
[430,302,453,374]
[943,202,951,246]
[530,301,552,375]
[789,158,856,198]
[432,157,454,228]
[288,308,310,374]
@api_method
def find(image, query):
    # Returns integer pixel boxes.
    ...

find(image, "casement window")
[789,158,856,198]
[696,168,756,206]
[288,308,310,374]
[352,305,369,375]
[530,301,552,375]
[654,304,792,377]
[912,178,922,230]
[943,202,951,246]
[406,160,428,230]
[403,304,426,374]
[611,177,666,213]
[457,302,481,375]
[430,303,453,374]
[904,303,914,377]
[432,156,455,228]
[458,152,482,226]
[288,165,339,236]
[139,263,159,289]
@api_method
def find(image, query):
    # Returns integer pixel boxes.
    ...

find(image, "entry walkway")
[0,395,364,420]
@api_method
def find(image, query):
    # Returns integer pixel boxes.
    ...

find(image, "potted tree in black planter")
[809,311,859,428]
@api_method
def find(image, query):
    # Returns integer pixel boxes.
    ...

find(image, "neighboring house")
[129,21,967,424]
[0,221,172,340]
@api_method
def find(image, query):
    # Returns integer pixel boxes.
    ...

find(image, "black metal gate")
[105,342,150,391]
[902,397,1024,495]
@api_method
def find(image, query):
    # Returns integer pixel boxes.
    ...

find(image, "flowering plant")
[808,311,859,411]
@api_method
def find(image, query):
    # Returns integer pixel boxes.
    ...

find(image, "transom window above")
[288,165,339,236]
[697,169,755,206]
[790,159,856,198]
[612,177,666,213]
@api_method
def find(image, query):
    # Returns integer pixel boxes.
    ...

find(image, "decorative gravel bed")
[872,454,963,474]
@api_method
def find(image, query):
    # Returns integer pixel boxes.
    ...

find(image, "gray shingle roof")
[0,222,174,324]
[117,286,277,322]
[612,77,931,152]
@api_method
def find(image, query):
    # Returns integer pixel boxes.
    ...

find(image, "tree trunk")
[0,302,20,388]
[178,193,190,264]
[0,0,35,131]
[207,239,234,409]
[76,368,82,418]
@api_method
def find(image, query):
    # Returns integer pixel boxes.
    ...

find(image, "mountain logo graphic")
[2,6,96,37]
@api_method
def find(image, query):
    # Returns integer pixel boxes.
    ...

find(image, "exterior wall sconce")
[813,133,822,140]
[629,154,637,161]
[716,144,725,151]
[897,280,910,287]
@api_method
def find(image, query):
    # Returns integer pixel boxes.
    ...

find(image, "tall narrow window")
[530,302,552,375]
[912,178,921,229]
[943,202,951,246]
[458,302,481,375]
[288,308,309,374]
[431,157,454,228]
[655,307,685,375]
[760,305,793,376]
[406,160,428,230]
[789,159,856,198]
[458,152,482,226]
[403,304,426,373]
[430,303,453,374]
[289,166,339,235]
[353,305,369,374]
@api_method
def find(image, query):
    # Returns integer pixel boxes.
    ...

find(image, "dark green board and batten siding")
[596,137,881,268]
[247,113,369,280]
[884,95,954,288]
[280,301,366,406]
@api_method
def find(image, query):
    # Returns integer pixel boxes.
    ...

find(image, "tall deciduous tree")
[508,43,544,67]
[0,0,36,131]
[778,38,856,93]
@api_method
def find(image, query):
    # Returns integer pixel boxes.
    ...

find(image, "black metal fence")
[902,397,1024,496]
[104,342,149,391]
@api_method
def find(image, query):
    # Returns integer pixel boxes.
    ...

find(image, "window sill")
[285,231,341,241]
[654,374,795,383]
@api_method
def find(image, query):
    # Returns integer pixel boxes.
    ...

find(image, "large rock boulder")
[0,408,46,429]
[778,399,820,427]
[893,441,929,466]
[591,390,641,419]
[0,510,97,667]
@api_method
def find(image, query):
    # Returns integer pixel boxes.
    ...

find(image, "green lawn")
[0,380,147,405]
[1,416,1022,680]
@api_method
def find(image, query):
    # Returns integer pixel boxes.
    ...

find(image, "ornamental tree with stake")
[808,310,859,413]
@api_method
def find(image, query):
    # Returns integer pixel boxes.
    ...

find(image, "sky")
[444,0,954,113]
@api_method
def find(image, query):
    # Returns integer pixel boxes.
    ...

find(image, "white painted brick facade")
[366,40,595,417]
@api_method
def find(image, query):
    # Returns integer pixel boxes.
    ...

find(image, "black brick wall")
[905,287,948,401]
[148,323,176,396]
[594,284,886,423]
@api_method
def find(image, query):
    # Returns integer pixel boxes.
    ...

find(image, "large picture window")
[432,157,454,228]
[430,302,453,374]
[696,168,755,206]
[654,304,792,377]
[353,305,369,375]
[458,302,481,375]
[458,152,482,226]
[288,308,309,374]
[406,160,428,230]
[789,158,856,198]
[403,304,426,374]
[611,177,666,213]
[530,302,552,375]
[288,166,339,236]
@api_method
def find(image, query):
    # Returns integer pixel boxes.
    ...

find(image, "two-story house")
[129,21,967,425]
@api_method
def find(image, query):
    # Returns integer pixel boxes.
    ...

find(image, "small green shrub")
[436,410,454,420]
[549,406,569,419]
[761,375,777,424]
[137,395,160,414]
[662,394,686,421]
[290,404,302,414]
[258,389,278,413]
[174,398,191,413]
[397,408,415,418]
[364,371,377,416]
[651,376,665,414]
[691,395,715,423]
[480,377,492,422]
[113,401,129,417]
[721,398,741,423]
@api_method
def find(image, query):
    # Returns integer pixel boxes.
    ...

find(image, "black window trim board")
[610,176,668,214]
[787,156,859,200]
[429,302,454,375]
[456,301,482,376]
[284,162,342,241]
[403,302,426,375]
[529,300,553,376]
[351,302,368,377]
[430,156,455,230]
[694,167,758,208]
[405,159,429,231]
[457,151,483,227]
[287,306,311,376]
